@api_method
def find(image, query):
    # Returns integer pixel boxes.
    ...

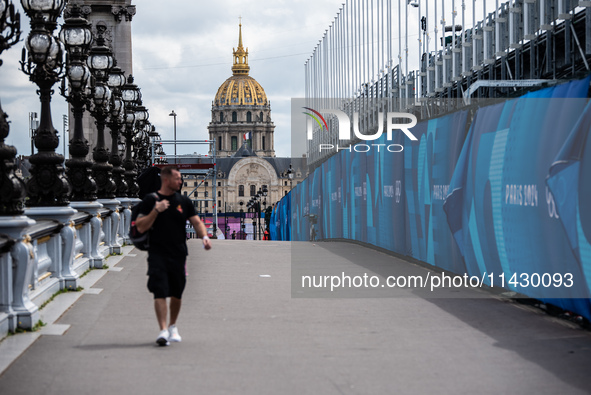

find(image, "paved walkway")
[1,240,591,394]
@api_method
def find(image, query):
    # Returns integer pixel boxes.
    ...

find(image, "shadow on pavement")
[292,240,591,393]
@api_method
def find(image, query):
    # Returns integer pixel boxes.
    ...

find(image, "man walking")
[135,167,212,346]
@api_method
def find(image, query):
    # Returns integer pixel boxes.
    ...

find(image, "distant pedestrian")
[135,167,212,346]
[231,230,236,240]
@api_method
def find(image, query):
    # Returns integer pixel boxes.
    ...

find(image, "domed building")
[176,23,306,239]
[208,24,275,157]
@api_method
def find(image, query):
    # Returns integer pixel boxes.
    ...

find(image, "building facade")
[208,24,275,158]
[180,24,305,216]
[178,152,305,215]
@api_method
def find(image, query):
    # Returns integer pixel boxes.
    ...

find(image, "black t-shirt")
[139,192,197,259]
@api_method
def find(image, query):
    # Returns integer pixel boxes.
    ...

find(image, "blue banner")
[272,77,591,320]
[444,77,591,309]
[405,110,468,272]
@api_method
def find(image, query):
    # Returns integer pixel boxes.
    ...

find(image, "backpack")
[137,166,161,199]
[129,192,159,250]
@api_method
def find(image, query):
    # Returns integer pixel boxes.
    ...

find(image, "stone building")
[179,24,306,215]
[208,24,275,158]
[178,150,305,215]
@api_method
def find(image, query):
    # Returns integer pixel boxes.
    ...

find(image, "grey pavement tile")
[0,241,591,395]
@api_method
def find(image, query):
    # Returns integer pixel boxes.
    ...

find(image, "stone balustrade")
[0,201,130,339]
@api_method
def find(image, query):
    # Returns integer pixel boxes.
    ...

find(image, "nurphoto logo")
[303,107,418,153]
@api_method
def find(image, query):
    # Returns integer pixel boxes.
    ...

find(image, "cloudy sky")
[1,0,499,159]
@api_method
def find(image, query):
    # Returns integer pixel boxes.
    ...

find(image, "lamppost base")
[26,152,71,207]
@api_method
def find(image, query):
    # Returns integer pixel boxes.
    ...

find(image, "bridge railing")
[0,199,134,339]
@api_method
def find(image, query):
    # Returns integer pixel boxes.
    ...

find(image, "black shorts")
[146,253,186,299]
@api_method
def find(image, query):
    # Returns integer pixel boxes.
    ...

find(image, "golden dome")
[213,23,269,107]
[214,75,268,106]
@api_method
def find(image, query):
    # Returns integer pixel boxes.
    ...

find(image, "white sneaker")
[168,325,182,342]
[156,329,169,346]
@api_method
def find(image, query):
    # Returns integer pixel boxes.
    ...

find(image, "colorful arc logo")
[302,107,328,131]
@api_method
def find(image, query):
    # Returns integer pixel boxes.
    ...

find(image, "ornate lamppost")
[106,64,127,197]
[59,4,97,202]
[129,104,148,195]
[116,74,141,243]
[153,140,167,165]
[87,24,116,199]
[260,185,268,238]
[16,0,80,328]
[94,65,127,254]
[145,123,160,167]
[120,75,145,198]
[248,186,267,241]
[144,122,157,169]
[0,0,24,215]
[239,200,245,240]
[60,5,107,267]
[134,120,152,173]
[20,0,70,207]
[120,74,140,198]
[247,195,260,241]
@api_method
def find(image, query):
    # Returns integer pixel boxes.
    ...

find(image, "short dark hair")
[160,166,179,179]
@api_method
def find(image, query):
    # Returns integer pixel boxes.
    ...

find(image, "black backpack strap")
[146,192,159,204]
[137,192,160,217]
[147,192,160,211]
